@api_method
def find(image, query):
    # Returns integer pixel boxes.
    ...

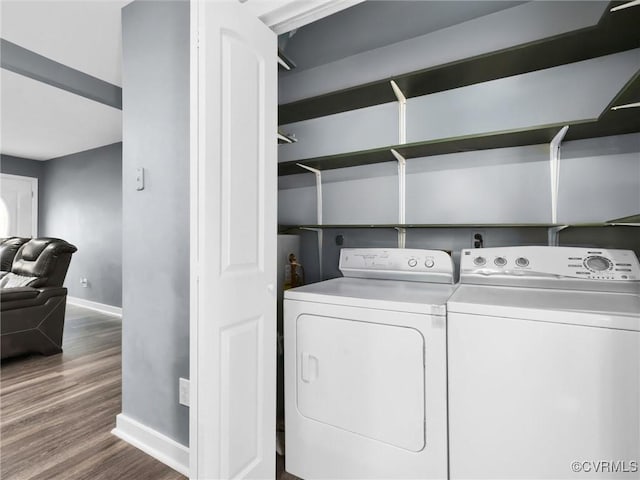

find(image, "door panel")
[220,316,263,478]
[221,32,263,272]
[192,1,276,479]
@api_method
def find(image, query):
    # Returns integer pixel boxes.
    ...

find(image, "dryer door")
[296,314,425,452]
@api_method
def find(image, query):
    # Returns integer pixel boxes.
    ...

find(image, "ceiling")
[0,0,128,161]
[279,0,526,72]
[1,69,122,161]
[1,0,533,161]
[1,0,129,86]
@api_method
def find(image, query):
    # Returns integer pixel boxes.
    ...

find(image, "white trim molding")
[67,296,122,317]
[112,414,189,477]
[243,0,366,34]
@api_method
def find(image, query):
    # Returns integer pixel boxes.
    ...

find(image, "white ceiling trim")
[243,0,366,34]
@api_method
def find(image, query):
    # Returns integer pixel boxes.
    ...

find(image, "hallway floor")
[0,304,186,480]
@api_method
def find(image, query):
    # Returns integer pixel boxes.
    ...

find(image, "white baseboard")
[112,414,189,477]
[67,296,122,317]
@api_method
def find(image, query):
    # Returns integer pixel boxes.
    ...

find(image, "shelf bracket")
[296,163,324,279]
[391,149,407,248]
[277,48,296,71]
[390,80,407,144]
[611,101,640,110]
[548,225,568,246]
[394,227,407,248]
[277,132,297,144]
[610,0,640,11]
[549,126,569,224]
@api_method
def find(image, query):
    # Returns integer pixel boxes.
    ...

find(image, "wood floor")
[1,304,186,480]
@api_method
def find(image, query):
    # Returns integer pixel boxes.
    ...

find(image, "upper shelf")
[278,104,640,176]
[278,3,640,125]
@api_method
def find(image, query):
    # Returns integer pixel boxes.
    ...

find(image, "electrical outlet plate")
[179,378,190,407]
[471,231,485,248]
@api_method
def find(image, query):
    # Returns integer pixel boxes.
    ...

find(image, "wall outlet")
[471,231,485,248]
[179,378,190,407]
[80,277,89,288]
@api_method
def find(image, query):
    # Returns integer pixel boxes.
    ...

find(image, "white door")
[190,1,277,479]
[0,173,38,237]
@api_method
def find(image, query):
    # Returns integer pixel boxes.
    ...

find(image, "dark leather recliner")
[0,237,29,280]
[1,238,78,359]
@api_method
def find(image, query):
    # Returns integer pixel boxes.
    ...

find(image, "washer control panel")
[340,248,454,283]
[461,246,640,281]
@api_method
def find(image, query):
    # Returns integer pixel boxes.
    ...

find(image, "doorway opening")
[0,173,38,238]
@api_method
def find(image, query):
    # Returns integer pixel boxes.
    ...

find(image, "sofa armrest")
[1,286,67,311]
[1,286,40,302]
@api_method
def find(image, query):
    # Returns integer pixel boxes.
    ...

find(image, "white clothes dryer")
[448,246,640,480]
[284,248,455,480]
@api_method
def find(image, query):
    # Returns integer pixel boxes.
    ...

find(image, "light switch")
[136,167,145,191]
[179,378,190,407]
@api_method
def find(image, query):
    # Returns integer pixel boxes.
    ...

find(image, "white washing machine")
[448,246,640,480]
[284,248,455,480]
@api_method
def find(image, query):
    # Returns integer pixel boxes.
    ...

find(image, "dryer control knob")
[473,256,486,266]
[515,257,529,267]
[425,259,435,268]
[408,258,418,267]
[494,257,507,267]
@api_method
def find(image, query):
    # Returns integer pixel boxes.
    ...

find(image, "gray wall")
[279,1,607,103]
[41,143,123,307]
[0,154,45,180]
[278,49,639,163]
[0,154,45,233]
[280,133,640,283]
[122,0,190,447]
[406,50,638,142]
[558,134,640,222]
[2,148,123,308]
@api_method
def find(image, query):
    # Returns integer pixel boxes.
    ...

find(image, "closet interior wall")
[277,2,640,284]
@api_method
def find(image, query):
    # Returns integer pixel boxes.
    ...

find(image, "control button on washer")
[585,256,611,272]
[515,257,529,267]
[408,258,418,268]
[473,256,486,266]
[425,259,435,268]
[494,257,507,267]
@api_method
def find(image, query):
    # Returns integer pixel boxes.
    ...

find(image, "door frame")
[189,1,364,478]
[0,173,38,237]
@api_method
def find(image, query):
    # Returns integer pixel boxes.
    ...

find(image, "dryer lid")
[285,277,455,315]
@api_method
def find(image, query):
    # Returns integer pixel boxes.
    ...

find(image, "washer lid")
[448,284,640,331]
[285,277,455,315]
